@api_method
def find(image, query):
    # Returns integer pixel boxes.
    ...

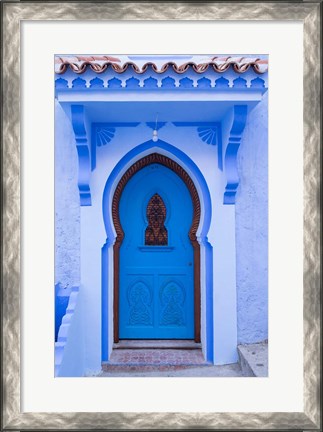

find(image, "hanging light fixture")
[152,113,159,142]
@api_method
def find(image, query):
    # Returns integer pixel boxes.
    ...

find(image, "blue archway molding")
[101,139,214,363]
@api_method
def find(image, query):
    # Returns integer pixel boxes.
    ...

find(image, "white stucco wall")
[54,81,268,373]
[55,101,80,287]
[236,91,268,343]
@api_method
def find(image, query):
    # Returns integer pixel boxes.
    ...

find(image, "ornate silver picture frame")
[1,1,321,430]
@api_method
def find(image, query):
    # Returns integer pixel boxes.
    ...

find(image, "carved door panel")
[119,163,194,339]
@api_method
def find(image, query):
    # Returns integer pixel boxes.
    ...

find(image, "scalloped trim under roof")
[55,55,268,75]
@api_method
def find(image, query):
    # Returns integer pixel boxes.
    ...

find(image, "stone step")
[237,341,268,377]
[113,339,202,350]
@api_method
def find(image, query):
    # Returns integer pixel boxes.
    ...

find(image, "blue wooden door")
[119,163,194,339]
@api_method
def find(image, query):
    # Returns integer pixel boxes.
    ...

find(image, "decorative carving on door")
[145,193,168,246]
[160,281,185,326]
[127,281,153,326]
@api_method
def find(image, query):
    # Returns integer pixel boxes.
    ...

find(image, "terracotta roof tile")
[55,55,268,75]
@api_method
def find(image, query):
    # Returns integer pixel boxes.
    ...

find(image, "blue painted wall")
[236,91,268,343]
[54,71,268,365]
[55,283,70,341]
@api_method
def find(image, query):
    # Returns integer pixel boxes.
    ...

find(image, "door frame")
[112,152,201,343]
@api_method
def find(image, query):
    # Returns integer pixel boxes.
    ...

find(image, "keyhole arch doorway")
[112,152,201,343]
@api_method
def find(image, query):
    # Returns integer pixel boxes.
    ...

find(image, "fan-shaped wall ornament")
[197,127,218,146]
[96,127,116,146]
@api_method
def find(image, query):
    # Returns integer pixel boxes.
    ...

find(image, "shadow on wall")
[55,282,72,341]
[55,285,84,376]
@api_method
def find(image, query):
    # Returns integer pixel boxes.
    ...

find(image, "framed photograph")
[1,1,321,430]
